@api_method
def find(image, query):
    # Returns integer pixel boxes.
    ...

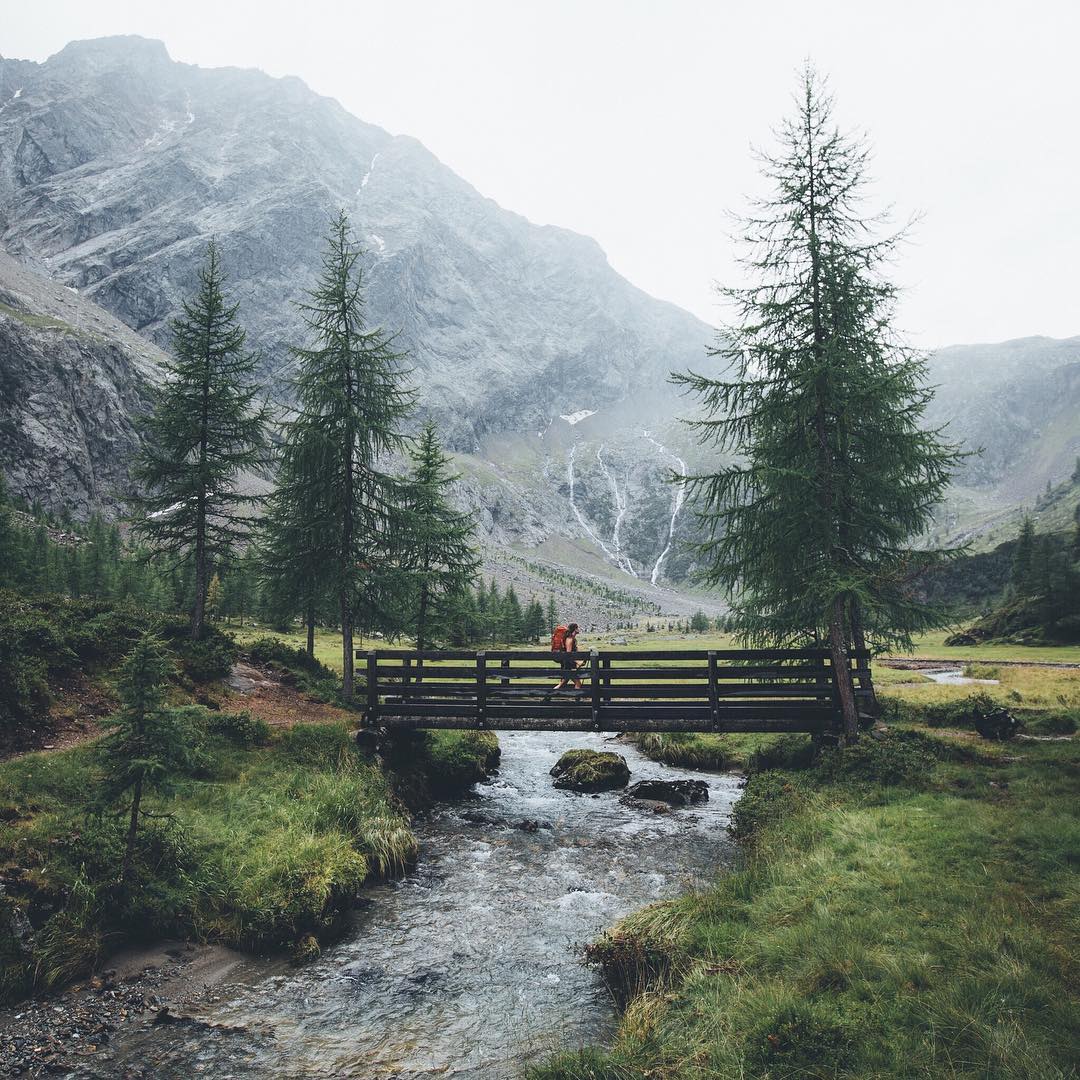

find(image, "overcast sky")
[5,0,1078,346]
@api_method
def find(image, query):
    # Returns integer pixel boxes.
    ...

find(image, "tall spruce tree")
[131,241,268,640]
[400,421,480,654]
[1011,516,1038,596]
[675,68,962,739]
[287,210,414,698]
[258,434,329,656]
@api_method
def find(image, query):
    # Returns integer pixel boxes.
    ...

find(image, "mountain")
[0,247,162,518]
[0,35,721,607]
[0,36,1076,606]
[923,336,1080,548]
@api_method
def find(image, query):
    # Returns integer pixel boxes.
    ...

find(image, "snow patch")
[147,500,185,521]
[0,88,24,117]
[560,409,596,426]
[368,233,386,254]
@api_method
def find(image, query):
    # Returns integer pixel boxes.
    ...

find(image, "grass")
[533,727,1080,1079]
[0,702,499,1003]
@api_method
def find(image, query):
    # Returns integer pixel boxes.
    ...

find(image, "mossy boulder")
[550,749,630,792]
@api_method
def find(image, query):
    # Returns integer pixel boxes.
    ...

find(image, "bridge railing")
[358,647,874,733]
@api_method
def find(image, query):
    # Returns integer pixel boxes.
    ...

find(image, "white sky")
[4,0,1079,346]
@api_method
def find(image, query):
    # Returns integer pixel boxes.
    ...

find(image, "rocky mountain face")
[0,248,162,518]
[923,336,1080,544]
[0,36,1076,600]
[0,35,716,597]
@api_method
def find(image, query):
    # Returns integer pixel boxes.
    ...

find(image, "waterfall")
[643,433,688,586]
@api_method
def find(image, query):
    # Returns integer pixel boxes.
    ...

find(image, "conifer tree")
[675,67,962,739]
[97,634,195,888]
[0,473,21,590]
[399,421,480,654]
[546,596,559,634]
[285,210,414,697]
[131,241,268,640]
[1011,516,1038,596]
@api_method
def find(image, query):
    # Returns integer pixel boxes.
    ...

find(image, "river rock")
[623,779,709,807]
[550,749,630,793]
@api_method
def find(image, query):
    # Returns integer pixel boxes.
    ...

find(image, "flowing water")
[87,733,739,1079]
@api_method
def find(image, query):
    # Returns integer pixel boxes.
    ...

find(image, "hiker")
[551,622,583,691]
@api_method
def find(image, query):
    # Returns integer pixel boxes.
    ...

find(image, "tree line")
[0,213,561,700]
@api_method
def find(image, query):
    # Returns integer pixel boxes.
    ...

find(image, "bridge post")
[500,657,510,688]
[708,651,720,728]
[366,651,378,726]
[590,649,600,729]
[476,652,487,728]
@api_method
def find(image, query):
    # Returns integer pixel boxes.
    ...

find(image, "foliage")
[275,210,415,697]
[95,633,200,885]
[673,67,962,736]
[398,421,481,650]
[130,241,268,639]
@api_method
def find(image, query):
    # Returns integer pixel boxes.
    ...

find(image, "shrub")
[730,772,810,842]
[248,636,334,678]
[1023,710,1078,736]
[745,1000,859,1077]
[174,626,237,682]
[817,730,937,787]
[746,734,816,774]
[203,708,271,747]
[279,722,355,768]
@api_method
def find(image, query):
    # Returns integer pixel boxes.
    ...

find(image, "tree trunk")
[191,546,207,641]
[415,584,429,684]
[121,775,143,890]
[828,599,859,742]
[306,597,316,657]
[848,596,879,718]
[341,589,353,701]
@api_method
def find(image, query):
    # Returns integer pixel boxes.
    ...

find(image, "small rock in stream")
[622,779,709,808]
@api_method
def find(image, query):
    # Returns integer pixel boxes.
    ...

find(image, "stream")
[82,733,739,1079]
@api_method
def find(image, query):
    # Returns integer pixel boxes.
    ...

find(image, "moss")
[550,749,630,792]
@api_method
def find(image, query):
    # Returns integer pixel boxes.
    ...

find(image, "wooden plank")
[476,652,487,727]
[374,714,830,733]
[590,649,600,727]
[366,651,378,718]
[365,647,869,662]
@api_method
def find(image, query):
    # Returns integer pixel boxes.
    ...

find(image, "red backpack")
[551,625,569,652]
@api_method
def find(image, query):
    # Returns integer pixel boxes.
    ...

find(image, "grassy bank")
[535,677,1080,1078]
[0,715,498,1003]
[0,612,499,1006]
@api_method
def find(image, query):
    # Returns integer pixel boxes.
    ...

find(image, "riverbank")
[535,672,1080,1079]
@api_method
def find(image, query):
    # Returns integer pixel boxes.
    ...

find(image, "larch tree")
[258,433,329,656]
[287,210,414,698]
[674,67,962,740]
[400,421,480,656]
[96,634,195,889]
[132,241,269,640]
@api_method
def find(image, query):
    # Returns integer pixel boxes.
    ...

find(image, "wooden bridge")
[358,648,874,733]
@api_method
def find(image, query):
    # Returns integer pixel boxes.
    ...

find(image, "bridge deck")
[359,648,873,733]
